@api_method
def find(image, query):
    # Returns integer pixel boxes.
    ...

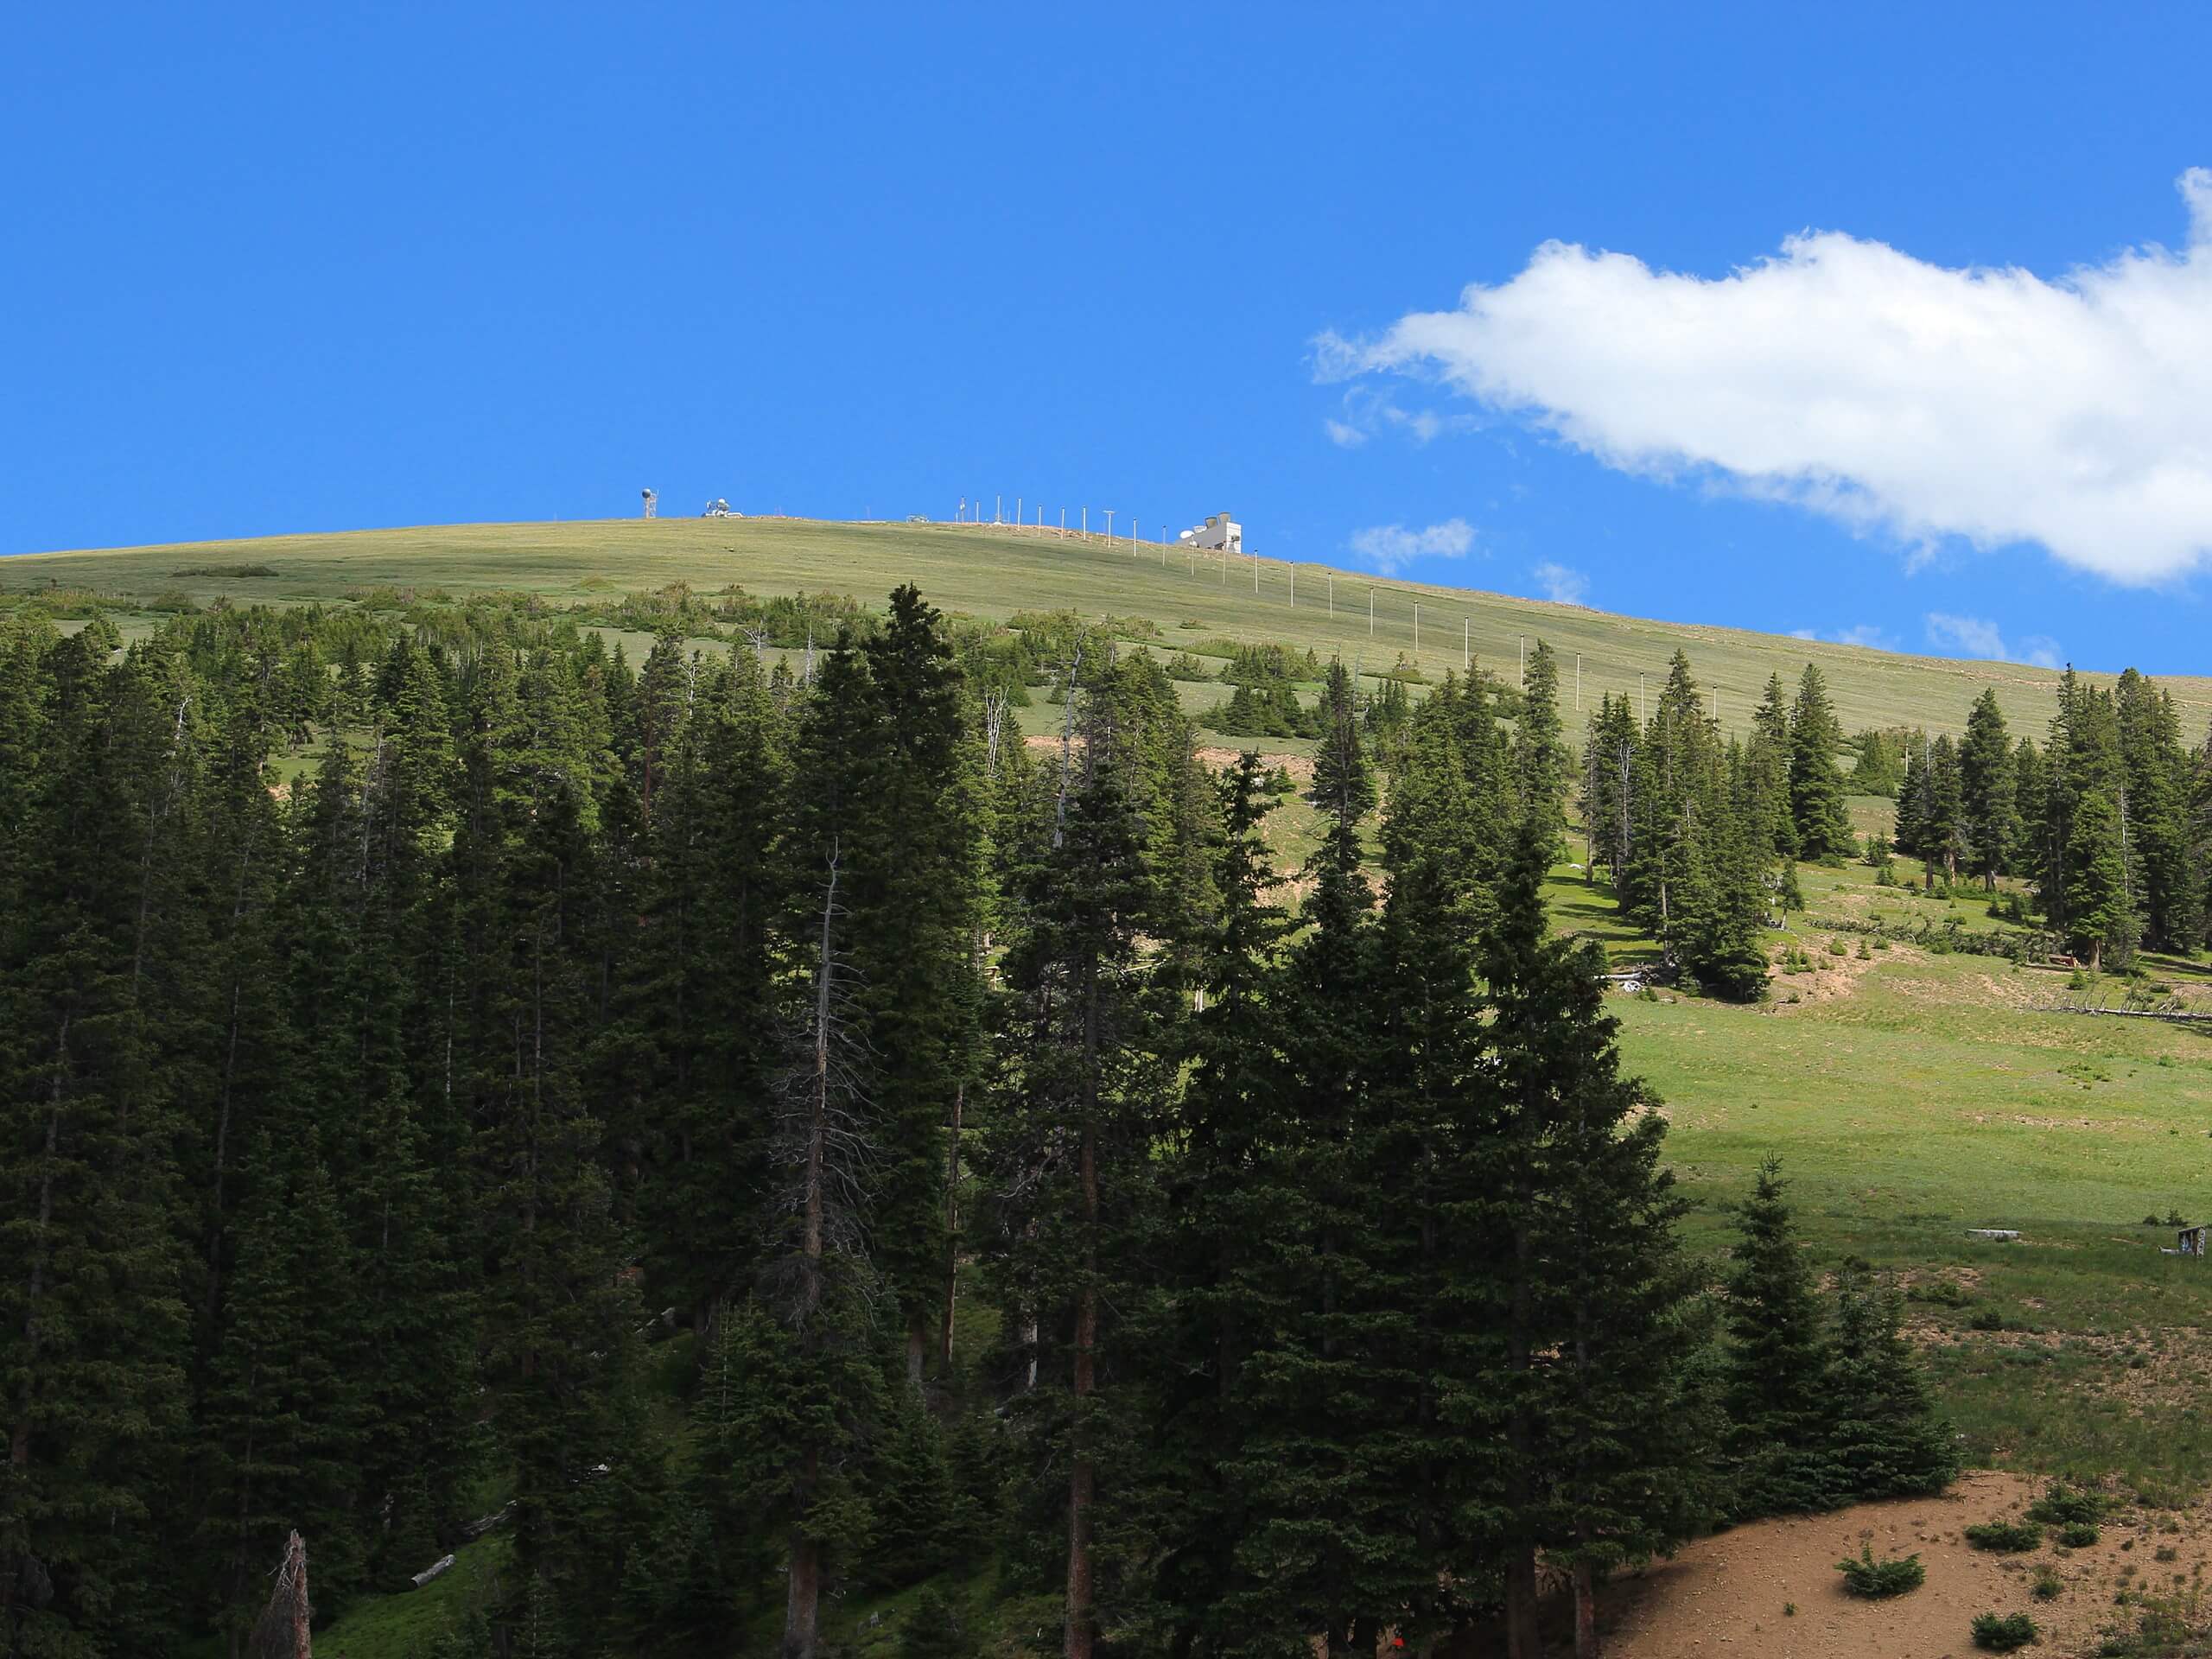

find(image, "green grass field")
[10,515,2206,740]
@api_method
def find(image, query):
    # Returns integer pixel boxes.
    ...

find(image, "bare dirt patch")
[1596,1470,2209,1658]
[1195,745,1314,782]
[1769,941,1923,1009]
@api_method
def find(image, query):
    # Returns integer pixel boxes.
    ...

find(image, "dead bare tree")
[249,1531,311,1659]
[766,839,877,1659]
[982,686,1009,779]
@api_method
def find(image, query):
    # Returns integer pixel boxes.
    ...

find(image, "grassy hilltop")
[11,513,2208,739]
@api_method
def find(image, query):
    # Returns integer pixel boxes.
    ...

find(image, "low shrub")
[2031,1567,2061,1600]
[2057,1522,2101,1548]
[1971,1611,2039,1651]
[2028,1481,2108,1527]
[1909,1277,1973,1308]
[1965,1521,2043,1553]
[1835,1546,1925,1599]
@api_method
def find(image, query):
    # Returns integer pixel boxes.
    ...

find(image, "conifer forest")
[7,582,2212,1659]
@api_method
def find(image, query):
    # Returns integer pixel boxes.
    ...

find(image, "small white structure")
[702,499,733,518]
[1178,512,1243,554]
[641,488,658,519]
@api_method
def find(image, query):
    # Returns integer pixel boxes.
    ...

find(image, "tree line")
[1,594,1954,1659]
[1580,657,2212,988]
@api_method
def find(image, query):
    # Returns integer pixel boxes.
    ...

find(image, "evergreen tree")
[1787,665,1855,860]
[1580,694,1637,888]
[1310,661,1375,833]
[1476,818,1721,1656]
[1923,735,1966,888]
[2065,789,2137,971]
[1720,1160,1844,1517]
[2116,671,2196,950]
[989,739,1166,1659]
[1827,1262,1959,1501]
[0,633,194,1659]
[1892,733,1930,873]
[1145,753,1294,1656]
[1750,676,1800,858]
[1958,690,2018,889]
[1516,640,1567,855]
[1686,746,1777,1001]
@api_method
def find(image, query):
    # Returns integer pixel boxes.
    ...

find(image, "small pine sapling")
[1834,1545,1925,1599]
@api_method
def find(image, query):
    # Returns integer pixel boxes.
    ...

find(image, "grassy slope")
[12,515,2209,738]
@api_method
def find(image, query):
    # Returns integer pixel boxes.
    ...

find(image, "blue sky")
[8,3,2212,678]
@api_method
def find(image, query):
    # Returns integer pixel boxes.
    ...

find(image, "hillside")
[15,514,2212,1658]
[10,515,2202,739]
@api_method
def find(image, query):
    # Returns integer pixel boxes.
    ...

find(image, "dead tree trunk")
[250,1530,311,1659]
[1572,1560,1599,1659]
[939,1082,962,1369]
[783,845,841,1659]
[1065,960,1101,1659]
[1504,1546,1543,1659]
[784,1452,822,1659]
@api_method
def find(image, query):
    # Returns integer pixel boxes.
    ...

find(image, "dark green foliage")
[2057,1522,2101,1548]
[1971,1611,2041,1650]
[2066,790,2138,971]
[1960,690,2021,888]
[1827,1261,1961,1500]
[1721,1160,1846,1516]
[1834,1545,1926,1598]
[1849,728,1907,797]
[2028,1481,2108,1527]
[1789,665,1857,860]
[1311,661,1375,830]
[1516,639,1567,853]
[899,1586,967,1659]
[1965,1521,2044,1553]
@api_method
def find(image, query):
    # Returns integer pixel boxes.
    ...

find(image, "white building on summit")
[1179,512,1243,554]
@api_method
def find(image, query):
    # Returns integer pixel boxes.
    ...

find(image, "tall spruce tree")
[1720,1160,1844,1517]
[1516,640,1567,855]
[1476,818,1720,1658]
[1787,665,1855,861]
[1959,690,2019,890]
[1827,1261,1959,1501]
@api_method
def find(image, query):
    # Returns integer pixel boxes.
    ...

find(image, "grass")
[311,1535,508,1659]
[8,515,2204,741]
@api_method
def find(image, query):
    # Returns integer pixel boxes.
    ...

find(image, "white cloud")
[1924,612,2063,668]
[1789,627,1819,640]
[1321,385,1476,448]
[1347,518,1475,575]
[1324,169,2212,587]
[1534,560,1589,604]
